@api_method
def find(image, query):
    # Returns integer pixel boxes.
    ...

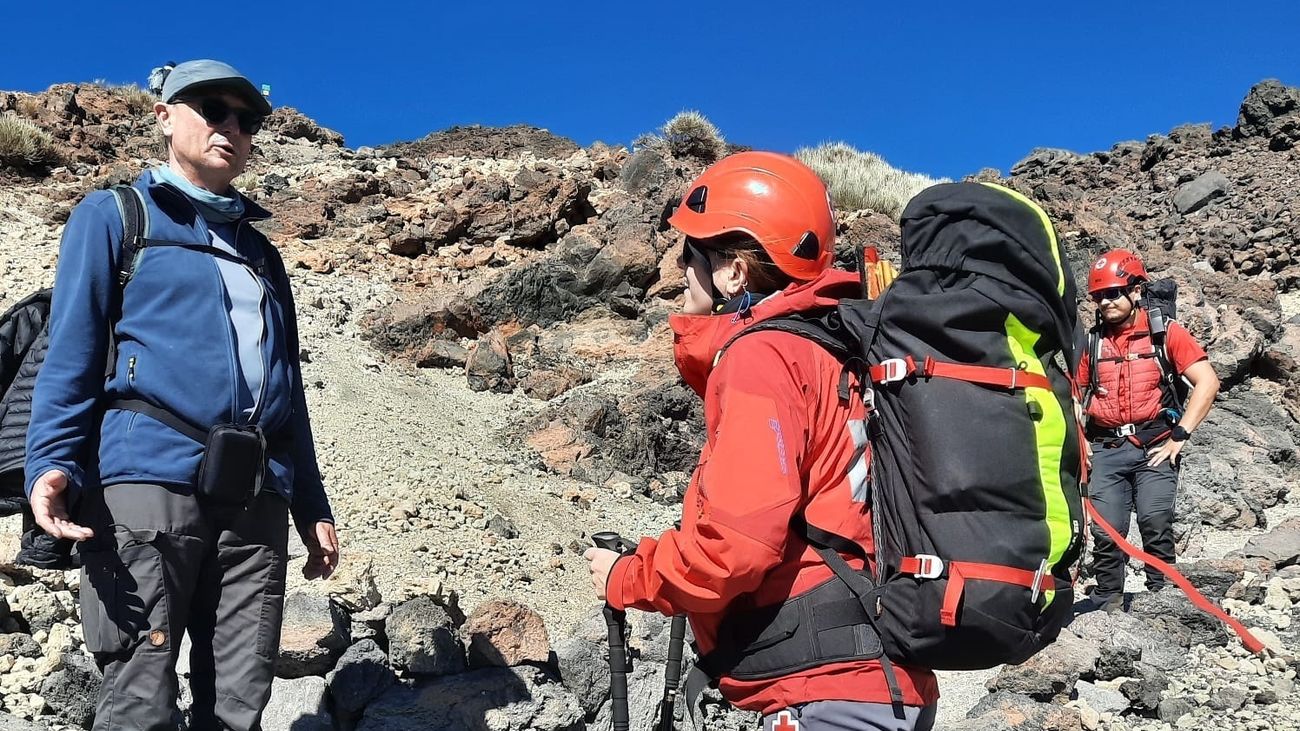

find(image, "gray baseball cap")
[161,59,272,116]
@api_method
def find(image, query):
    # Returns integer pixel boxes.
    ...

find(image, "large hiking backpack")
[0,185,153,569]
[1082,277,1191,415]
[842,182,1085,670]
[729,182,1086,678]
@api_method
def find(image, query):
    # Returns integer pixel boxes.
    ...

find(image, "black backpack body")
[725,183,1086,676]
[854,183,1085,669]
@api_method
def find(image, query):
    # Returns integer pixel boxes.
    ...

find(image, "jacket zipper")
[174,191,252,426]
[127,356,136,383]
[235,218,271,425]
[203,215,242,425]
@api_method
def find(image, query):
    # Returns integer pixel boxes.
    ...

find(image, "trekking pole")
[593,531,636,731]
[658,614,687,731]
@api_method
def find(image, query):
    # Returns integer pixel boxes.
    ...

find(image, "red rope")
[1085,499,1265,654]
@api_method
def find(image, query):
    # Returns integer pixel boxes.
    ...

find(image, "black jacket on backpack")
[0,289,73,569]
[0,289,52,513]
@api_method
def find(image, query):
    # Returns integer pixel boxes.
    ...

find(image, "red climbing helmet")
[668,151,836,282]
[1087,249,1149,294]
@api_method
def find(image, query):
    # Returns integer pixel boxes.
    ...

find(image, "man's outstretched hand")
[30,469,93,541]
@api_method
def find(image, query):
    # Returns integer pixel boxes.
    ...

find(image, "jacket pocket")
[78,531,173,656]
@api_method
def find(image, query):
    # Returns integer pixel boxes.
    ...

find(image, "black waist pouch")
[196,424,266,505]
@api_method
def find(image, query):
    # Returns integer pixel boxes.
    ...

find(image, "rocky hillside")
[0,79,1298,730]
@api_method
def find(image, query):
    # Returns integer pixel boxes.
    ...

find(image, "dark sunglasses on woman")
[177,96,265,135]
[682,237,713,267]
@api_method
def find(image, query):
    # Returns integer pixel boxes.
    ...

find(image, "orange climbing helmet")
[1087,249,1149,294]
[668,151,836,282]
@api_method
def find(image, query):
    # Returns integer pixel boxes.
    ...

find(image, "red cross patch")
[772,710,800,731]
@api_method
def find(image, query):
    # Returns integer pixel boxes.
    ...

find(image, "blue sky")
[3,2,1297,180]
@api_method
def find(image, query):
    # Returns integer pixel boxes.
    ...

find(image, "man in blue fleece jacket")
[25,60,338,731]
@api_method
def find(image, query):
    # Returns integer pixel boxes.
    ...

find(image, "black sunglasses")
[682,237,718,269]
[1090,286,1131,303]
[177,96,264,135]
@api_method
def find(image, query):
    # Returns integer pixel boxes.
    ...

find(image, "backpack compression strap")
[895,556,1061,627]
[868,354,1052,391]
[1085,500,1266,655]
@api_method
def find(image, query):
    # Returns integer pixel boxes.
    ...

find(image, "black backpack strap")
[110,185,149,287]
[108,185,256,279]
[1081,321,1103,411]
[105,186,149,377]
[682,517,903,728]
[107,398,207,443]
[796,518,906,718]
[716,307,875,403]
[1145,306,1186,410]
[717,311,852,361]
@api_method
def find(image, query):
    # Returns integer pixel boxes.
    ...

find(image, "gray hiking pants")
[77,483,289,731]
[762,701,937,731]
[1087,439,1178,597]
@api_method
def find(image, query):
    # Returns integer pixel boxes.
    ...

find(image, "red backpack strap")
[869,355,1052,391]
[897,556,1063,627]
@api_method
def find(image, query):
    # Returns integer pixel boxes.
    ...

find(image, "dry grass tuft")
[636,110,727,163]
[112,84,157,115]
[660,110,727,162]
[796,142,947,219]
[0,115,59,171]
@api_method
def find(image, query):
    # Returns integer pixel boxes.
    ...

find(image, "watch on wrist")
[1170,425,1190,442]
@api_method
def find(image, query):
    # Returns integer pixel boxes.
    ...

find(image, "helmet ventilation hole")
[686,186,708,213]
[792,231,819,260]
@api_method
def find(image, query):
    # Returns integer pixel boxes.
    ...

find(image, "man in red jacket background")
[1079,249,1219,610]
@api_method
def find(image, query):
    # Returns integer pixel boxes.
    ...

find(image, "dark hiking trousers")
[1087,439,1178,598]
[762,701,937,731]
[77,483,289,731]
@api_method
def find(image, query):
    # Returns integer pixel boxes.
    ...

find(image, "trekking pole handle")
[592,531,636,554]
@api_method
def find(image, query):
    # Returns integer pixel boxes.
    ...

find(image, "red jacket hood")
[669,269,862,396]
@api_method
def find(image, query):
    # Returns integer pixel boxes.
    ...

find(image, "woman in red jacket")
[584,152,938,731]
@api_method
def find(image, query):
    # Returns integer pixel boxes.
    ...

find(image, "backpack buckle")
[877,358,908,384]
[913,554,944,579]
[1116,423,1136,436]
[1030,558,1050,604]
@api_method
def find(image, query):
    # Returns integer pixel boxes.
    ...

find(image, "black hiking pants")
[1087,439,1178,598]
[77,483,289,731]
